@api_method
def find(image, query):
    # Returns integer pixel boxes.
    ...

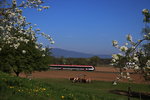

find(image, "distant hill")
[51,48,111,58]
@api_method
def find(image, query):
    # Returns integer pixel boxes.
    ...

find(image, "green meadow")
[0,71,149,100]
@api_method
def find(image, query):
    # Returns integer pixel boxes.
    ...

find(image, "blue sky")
[23,0,150,55]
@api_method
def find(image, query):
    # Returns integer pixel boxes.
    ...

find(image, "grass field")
[0,71,150,100]
[38,78,150,100]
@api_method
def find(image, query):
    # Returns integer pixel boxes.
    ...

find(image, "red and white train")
[49,64,95,71]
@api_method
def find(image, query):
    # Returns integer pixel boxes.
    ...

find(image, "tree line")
[50,56,111,67]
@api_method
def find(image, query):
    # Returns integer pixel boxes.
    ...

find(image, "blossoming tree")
[112,9,150,83]
[0,0,54,76]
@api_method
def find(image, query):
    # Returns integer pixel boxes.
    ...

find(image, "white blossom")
[142,9,149,14]
[12,0,17,5]
[144,35,148,39]
[35,45,39,49]
[133,57,139,62]
[147,73,150,75]
[125,43,128,46]
[116,77,120,80]
[113,81,117,85]
[112,59,116,63]
[123,75,127,78]
[37,0,42,4]
[51,41,55,44]
[41,48,46,51]
[146,60,150,67]
[120,46,128,52]
[13,43,20,49]
[112,40,118,47]
[118,53,123,56]
[42,54,45,57]
[22,50,26,54]
[126,34,132,42]
[112,54,119,60]
[127,76,130,79]
[0,26,4,30]
[134,65,139,70]
[38,9,42,11]
[126,72,130,76]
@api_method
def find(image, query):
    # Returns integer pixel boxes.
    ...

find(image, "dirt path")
[20,67,150,84]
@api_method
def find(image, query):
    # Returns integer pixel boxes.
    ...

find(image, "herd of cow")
[69,77,91,83]
[69,74,91,83]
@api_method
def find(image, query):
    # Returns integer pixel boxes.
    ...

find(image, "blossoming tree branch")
[0,0,54,76]
[112,9,150,84]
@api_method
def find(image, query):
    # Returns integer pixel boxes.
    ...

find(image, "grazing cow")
[73,77,79,83]
[69,77,75,81]
[69,77,79,83]
[86,78,91,83]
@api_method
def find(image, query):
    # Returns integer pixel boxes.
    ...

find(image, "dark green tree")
[89,56,101,66]
[0,0,53,76]
[0,30,52,76]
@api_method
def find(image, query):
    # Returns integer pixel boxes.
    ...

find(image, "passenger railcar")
[49,64,95,71]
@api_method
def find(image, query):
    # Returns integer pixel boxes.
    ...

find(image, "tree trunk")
[15,72,20,77]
